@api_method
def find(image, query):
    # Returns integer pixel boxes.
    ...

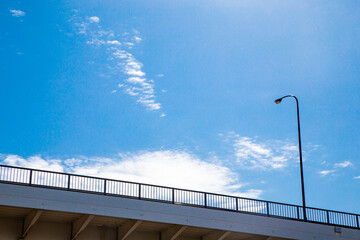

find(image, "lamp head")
[274,98,282,104]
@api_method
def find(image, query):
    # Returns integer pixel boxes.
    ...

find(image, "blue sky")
[1,1,360,214]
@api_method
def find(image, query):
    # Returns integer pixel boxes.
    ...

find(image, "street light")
[274,95,307,221]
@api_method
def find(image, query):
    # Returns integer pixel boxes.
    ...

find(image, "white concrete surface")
[0,183,359,240]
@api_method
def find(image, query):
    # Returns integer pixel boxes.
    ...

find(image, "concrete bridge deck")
[1,183,360,240]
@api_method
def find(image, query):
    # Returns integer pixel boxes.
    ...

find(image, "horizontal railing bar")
[0,164,273,203]
[0,164,359,229]
[0,165,316,209]
[305,206,359,216]
[0,166,282,206]
[0,164,148,185]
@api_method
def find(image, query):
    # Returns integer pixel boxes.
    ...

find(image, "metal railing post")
[235,197,239,211]
[326,210,330,224]
[138,184,141,199]
[266,202,270,216]
[204,193,207,207]
[172,188,175,204]
[67,174,71,190]
[104,180,107,195]
[29,170,33,185]
[356,215,359,228]
[297,206,300,220]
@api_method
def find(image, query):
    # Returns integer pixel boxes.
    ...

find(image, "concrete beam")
[19,209,43,240]
[118,220,142,240]
[202,231,231,240]
[71,215,94,240]
[161,225,187,240]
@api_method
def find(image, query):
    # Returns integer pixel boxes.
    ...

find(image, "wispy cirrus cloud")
[88,16,100,23]
[107,40,121,45]
[223,133,298,170]
[70,12,163,113]
[319,170,335,177]
[9,9,25,17]
[0,151,262,198]
[334,161,352,168]
[133,36,142,43]
[317,161,353,177]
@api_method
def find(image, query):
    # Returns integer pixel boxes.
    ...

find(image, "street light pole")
[275,95,307,221]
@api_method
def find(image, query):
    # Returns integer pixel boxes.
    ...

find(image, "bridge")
[0,164,359,240]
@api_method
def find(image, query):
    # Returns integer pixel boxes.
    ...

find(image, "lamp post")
[274,95,307,221]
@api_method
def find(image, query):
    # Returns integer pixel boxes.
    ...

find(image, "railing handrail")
[0,164,302,206]
[0,164,359,229]
[0,164,281,203]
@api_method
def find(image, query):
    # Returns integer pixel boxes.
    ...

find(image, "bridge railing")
[0,164,359,229]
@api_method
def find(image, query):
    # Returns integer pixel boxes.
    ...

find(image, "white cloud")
[125,87,140,96]
[107,40,121,45]
[156,74,164,78]
[124,60,146,77]
[125,42,134,47]
[0,151,262,198]
[316,161,352,177]
[134,36,142,43]
[228,134,298,170]
[89,16,100,23]
[354,176,360,179]
[76,22,88,34]
[319,170,335,177]
[10,9,25,17]
[335,161,352,168]
[126,70,145,77]
[113,52,161,110]
[112,49,130,59]
[3,155,63,172]
[139,100,161,111]
[71,13,162,113]
[126,77,146,84]
[86,39,105,46]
